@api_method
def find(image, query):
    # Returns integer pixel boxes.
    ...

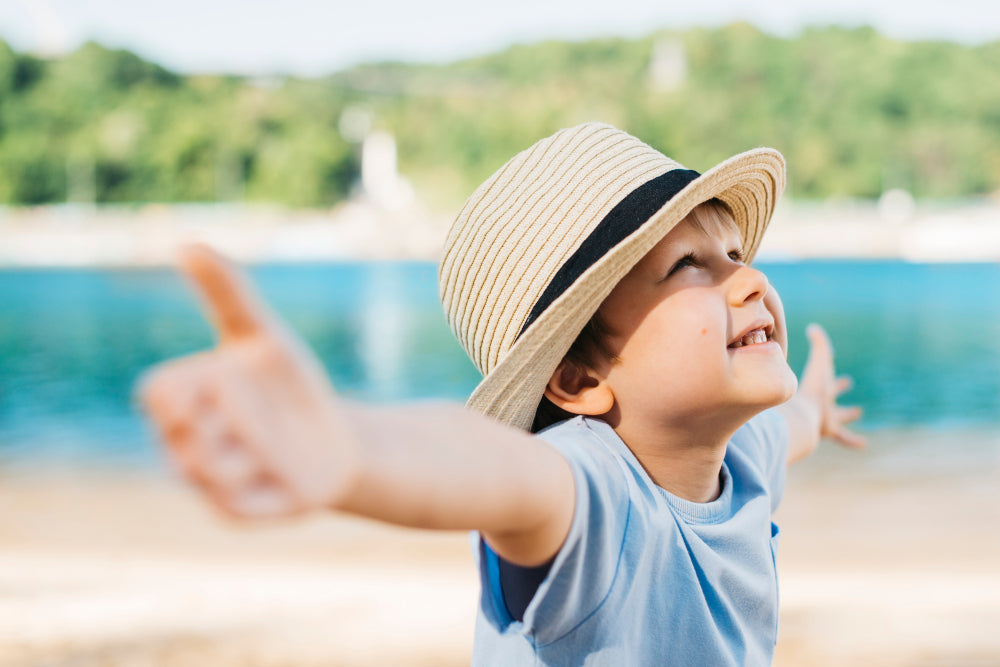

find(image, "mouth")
[728,321,775,349]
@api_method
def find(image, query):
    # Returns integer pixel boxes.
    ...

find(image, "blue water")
[2,260,999,468]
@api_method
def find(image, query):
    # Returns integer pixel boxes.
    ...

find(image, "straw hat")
[439,122,785,430]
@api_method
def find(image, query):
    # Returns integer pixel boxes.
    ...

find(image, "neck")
[611,414,743,503]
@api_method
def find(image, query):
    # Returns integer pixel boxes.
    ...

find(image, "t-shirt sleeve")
[735,408,790,512]
[474,418,631,647]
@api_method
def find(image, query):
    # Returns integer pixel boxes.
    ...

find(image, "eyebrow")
[691,220,741,244]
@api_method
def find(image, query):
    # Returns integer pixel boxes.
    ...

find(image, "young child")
[140,123,864,665]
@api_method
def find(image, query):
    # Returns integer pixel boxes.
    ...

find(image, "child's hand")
[798,323,866,450]
[138,244,362,519]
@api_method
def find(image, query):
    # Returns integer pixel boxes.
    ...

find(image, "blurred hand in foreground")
[138,245,574,565]
[139,244,361,519]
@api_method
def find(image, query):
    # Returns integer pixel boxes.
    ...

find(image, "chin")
[756,370,799,410]
[777,369,799,403]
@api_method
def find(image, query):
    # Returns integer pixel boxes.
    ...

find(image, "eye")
[666,253,696,277]
[728,248,745,263]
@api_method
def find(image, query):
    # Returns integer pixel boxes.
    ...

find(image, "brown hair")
[530,307,619,433]
[686,197,736,236]
[529,198,734,433]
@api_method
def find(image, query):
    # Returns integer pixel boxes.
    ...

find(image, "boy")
[141,123,863,664]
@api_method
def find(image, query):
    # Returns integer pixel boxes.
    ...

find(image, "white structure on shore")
[360,131,415,211]
[648,38,687,92]
[339,107,416,211]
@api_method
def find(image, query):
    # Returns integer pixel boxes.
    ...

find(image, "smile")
[728,327,772,349]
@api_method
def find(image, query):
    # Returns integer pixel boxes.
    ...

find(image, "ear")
[543,360,615,417]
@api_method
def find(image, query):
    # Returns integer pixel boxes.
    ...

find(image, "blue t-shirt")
[472,410,789,666]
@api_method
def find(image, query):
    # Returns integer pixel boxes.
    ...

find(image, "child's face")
[597,209,797,433]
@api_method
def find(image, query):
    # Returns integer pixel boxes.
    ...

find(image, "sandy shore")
[2,429,999,666]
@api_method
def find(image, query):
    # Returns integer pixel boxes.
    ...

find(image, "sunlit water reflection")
[1,260,998,469]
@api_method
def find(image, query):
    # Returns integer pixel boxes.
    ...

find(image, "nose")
[726,265,769,306]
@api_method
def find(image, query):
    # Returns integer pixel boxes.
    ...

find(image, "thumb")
[801,323,834,384]
[177,244,273,342]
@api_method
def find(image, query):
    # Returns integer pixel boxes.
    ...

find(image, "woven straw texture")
[439,123,785,430]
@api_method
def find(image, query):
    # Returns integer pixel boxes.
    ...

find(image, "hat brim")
[467,147,785,430]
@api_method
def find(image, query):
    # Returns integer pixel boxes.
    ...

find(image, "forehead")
[642,201,741,262]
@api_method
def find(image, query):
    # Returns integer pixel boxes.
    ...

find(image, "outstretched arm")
[778,323,866,465]
[139,244,574,567]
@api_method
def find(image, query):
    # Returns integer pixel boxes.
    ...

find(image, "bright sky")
[2,0,999,76]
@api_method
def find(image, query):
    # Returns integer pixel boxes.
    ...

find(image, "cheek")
[763,289,788,355]
[641,304,726,376]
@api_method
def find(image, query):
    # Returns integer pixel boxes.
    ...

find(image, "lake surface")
[2,260,999,468]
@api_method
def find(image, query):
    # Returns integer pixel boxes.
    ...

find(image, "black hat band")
[517,168,701,338]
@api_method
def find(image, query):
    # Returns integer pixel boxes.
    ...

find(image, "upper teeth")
[732,329,767,347]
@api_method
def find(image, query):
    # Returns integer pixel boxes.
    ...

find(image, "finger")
[802,323,833,386]
[138,358,236,489]
[171,405,226,488]
[229,481,297,519]
[834,376,854,395]
[167,436,213,486]
[192,404,262,491]
[833,405,863,425]
[805,323,833,359]
[829,425,867,450]
[805,322,831,346]
[148,390,204,482]
[138,357,213,446]
[186,473,260,522]
[201,361,274,462]
[177,243,274,343]
[165,419,261,516]
[211,446,261,490]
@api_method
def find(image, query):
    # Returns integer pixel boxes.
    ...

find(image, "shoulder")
[536,417,638,498]
[535,417,638,561]
[512,417,635,642]
[537,416,621,464]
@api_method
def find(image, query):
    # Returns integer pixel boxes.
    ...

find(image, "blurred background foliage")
[1,23,998,209]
